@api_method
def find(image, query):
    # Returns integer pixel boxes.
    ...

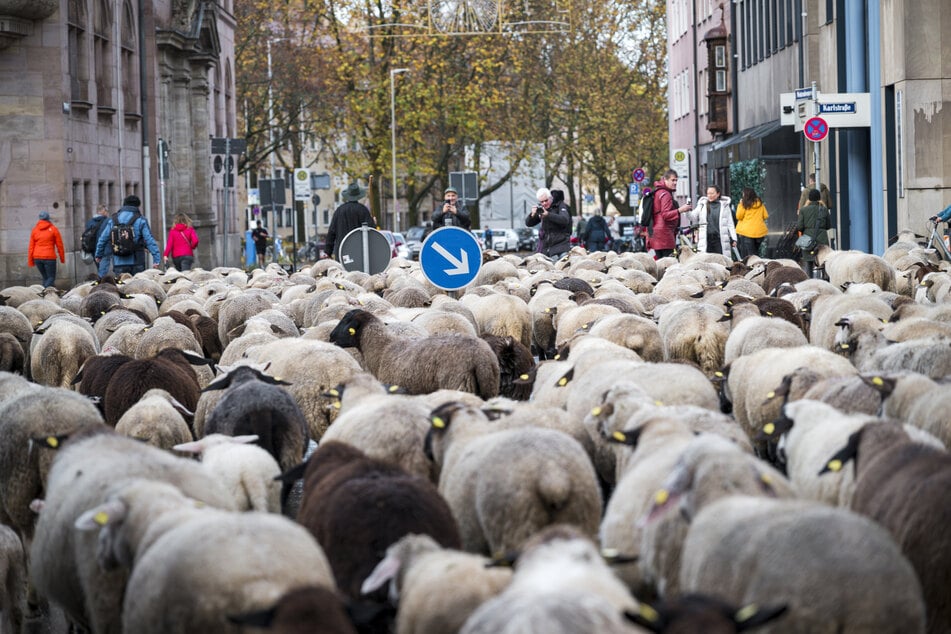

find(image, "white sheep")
[114,387,194,451]
[173,434,282,513]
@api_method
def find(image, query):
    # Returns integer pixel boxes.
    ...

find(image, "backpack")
[81,217,104,254]
[639,189,656,236]
[110,211,141,256]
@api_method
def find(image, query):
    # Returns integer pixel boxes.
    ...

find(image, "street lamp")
[390,68,409,231]
[266,38,288,263]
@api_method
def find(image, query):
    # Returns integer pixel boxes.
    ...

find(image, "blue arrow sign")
[420,227,483,290]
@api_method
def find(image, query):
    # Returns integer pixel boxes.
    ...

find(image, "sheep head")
[328,309,377,349]
[625,595,788,634]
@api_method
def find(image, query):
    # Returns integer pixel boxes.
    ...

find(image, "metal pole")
[361,223,370,274]
[812,80,820,192]
[390,68,408,232]
[267,40,277,262]
[223,138,230,267]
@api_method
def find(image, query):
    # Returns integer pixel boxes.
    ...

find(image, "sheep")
[808,293,893,350]
[553,303,622,348]
[241,338,363,441]
[217,289,281,348]
[201,365,309,482]
[526,285,574,359]
[226,585,358,634]
[656,300,730,377]
[625,594,788,633]
[0,524,27,634]
[92,308,148,346]
[722,312,808,365]
[288,441,461,602]
[635,435,795,599]
[818,250,898,292]
[724,345,857,454]
[833,311,951,378]
[410,308,479,337]
[425,401,602,556]
[0,306,33,360]
[173,434,282,513]
[330,309,500,400]
[459,525,639,634]
[30,428,237,634]
[320,375,435,482]
[586,313,664,362]
[29,313,99,387]
[74,478,335,634]
[360,533,513,634]
[114,387,195,451]
[217,316,285,366]
[458,292,533,349]
[762,261,808,294]
[820,422,951,633]
[679,495,926,633]
[481,334,535,400]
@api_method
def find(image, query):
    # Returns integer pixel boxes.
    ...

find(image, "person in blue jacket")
[930,204,951,226]
[94,195,162,275]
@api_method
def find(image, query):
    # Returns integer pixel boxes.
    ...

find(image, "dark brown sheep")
[821,422,951,634]
[285,441,461,603]
[228,586,359,634]
[481,334,534,400]
[763,261,808,294]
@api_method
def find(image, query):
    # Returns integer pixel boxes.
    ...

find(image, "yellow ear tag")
[827,459,843,472]
[760,473,773,485]
[388,385,400,393]
[591,406,603,417]
[840,343,850,349]
[654,489,669,505]
[714,371,724,378]
[612,431,626,442]
[872,376,884,386]
[735,604,759,622]
[763,423,776,435]
[638,603,660,623]
[765,391,775,399]
[46,436,59,448]
[765,311,774,316]
[93,511,110,525]
[553,354,561,360]
[348,327,356,335]
[432,417,446,429]
[557,376,568,386]
[328,388,340,397]
[654,400,664,406]
[601,548,619,558]
[581,323,589,329]
[544,307,551,313]
[519,374,530,380]
[332,401,340,410]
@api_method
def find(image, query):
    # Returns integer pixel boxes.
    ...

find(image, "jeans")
[97,255,112,277]
[35,259,56,287]
[587,240,607,252]
[172,256,194,271]
[737,235,762,259]
[653,248,674,259]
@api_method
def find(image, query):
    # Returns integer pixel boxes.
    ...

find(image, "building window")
[714,44,726,68]
[120,0,137,114]
[93,0,114,108]
[716,70,727,92]
[68,0,89,102]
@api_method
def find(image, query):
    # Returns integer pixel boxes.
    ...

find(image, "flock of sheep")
[1,228,950,634]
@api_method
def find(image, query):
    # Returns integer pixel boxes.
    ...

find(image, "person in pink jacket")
[647,170,693,258]
[163,213,199,270]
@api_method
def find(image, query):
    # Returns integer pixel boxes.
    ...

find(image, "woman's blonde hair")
[174,213,192,226]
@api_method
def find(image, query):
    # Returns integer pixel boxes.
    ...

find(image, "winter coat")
[164,223,199,258]
[796,202,831,263]
[684,195,737,257]
[93,205,162,267]
[582,215,609,244]
[28,220,65,265]
[647,180,681,250]
[432,202,472,230]
[736,200,769,239]
[326,201,374,258]
[526,199,571,258]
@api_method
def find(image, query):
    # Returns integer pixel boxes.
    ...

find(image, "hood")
[172,223,189,230]
[36,219,53,228]
[653,180,674,192]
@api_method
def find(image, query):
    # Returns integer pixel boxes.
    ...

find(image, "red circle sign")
[804,117,829,142]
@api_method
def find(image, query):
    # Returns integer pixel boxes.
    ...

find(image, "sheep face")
[328,309,375,349]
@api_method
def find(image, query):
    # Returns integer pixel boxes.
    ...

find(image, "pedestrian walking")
[581,208,610,252]
[94,195,162,275]
[326,182,374,259]
[251,220,269,267]
[28,211,65,287]
[163,213,199,271]
[796,188,831,278]
[735,187,769,259]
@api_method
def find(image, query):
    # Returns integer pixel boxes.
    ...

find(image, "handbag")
[795,234,816,251]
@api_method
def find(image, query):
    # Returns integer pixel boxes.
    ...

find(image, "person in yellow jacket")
[735,188,769,259]
[28,211,65,287]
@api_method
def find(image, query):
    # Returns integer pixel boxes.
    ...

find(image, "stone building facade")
[0,0,235,287]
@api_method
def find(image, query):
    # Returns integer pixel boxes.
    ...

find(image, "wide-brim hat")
[342,182,366,202]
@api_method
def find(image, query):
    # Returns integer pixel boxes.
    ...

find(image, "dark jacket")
[94,206,161,267]
[526,191,571,258]
[326,201,374,258]
[647,180,681,250]
[582,215,609,244]
[796,202,830,262]
[432,201,472,229]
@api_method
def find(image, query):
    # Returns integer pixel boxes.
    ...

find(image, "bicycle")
[925,219,951,263]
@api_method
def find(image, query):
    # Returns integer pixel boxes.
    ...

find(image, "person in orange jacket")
[28,210,65,287]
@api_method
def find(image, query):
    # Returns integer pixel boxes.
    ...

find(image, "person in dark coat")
[251,220,269,267]
[581,209,610,252]
[94,195,161,275]
[326,182,374,259]
[431,186,471,229]
[526,187,571,261]
[796,188,831,278]
[647,169,692,259]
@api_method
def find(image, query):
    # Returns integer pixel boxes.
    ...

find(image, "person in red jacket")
[648,170,693,258]
[28,210,65,287]
[163,213,200,271]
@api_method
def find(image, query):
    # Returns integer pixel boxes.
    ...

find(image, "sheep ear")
[361,553,402,595]
[385,384,408,395]
[275,461,307,484]
[734,603,789,631]
[75,499,126,531]
[31,433,70,450]
[172,439,205,454]
[600,548,639,565]
[606,427,643,448]
[181,350,215,366]
[554,367,574,388]
[257,373,293,386]
[227,608,276,628]
[485,550,519,568]
[231,435,260,445]
[623,604,665,632]
[202,373,234,392]
[71,364,85,385]
[861,375,897,397]
[639,457,694,527]
[818,429,862,476]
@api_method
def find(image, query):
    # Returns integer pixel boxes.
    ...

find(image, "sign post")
[337,225,392,274]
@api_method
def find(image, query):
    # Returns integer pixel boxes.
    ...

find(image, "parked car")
[379,230,400,258]
[515,227,536,252]
[491,228,520,252]
[405,225,427,260]
[471,229,487,250]
[392,232,410,259]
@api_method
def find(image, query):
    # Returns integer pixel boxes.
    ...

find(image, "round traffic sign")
[338,226,392,274]
[632,168,646,183]
[804,116,829,142]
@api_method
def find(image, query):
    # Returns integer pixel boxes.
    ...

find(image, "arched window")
[68,0,89,101]
[93,0,114,107]
[121,0,138,114]
[213,63,223,136]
